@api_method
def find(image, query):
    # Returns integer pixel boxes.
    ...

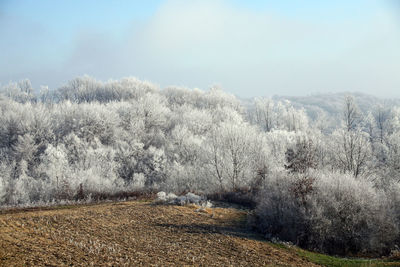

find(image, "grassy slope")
[0,201,399,267]
[296,248,400,267]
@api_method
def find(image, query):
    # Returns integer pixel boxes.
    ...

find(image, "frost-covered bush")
[0,176,7,204]
[255,170,398,255]
[308,171,397,255]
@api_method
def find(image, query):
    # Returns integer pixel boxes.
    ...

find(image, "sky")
[0,0,400,97]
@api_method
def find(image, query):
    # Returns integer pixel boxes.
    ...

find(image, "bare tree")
[334,129,371,177]
[373,105,390,143]
[254,97,274,132]
[343,95,360,132]
[207,122,259,191]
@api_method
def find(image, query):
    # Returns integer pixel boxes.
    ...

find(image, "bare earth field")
[2,201,399,267]
[0,200,322,267]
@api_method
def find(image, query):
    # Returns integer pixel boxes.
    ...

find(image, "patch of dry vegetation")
[0,201,319,266]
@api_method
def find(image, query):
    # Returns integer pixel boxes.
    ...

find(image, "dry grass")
[0,200,320,267]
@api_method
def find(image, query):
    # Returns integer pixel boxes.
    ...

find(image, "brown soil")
[0,201,319,266]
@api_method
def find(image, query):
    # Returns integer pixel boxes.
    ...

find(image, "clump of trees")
[1,76,400,256]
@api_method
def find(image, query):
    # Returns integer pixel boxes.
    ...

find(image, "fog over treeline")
[2,76,400,256]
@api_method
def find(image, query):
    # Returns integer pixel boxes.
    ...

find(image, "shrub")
[207,187,256,208]
[254,170,399,256]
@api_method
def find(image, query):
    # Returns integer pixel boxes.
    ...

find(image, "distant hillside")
[241,92,400,122]
[276,92,397,117]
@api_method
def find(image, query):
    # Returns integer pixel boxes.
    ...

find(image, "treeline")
[1,76,400,256]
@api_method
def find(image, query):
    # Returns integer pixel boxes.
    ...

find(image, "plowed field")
[0,201,320,266]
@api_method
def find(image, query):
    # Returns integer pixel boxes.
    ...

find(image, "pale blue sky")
[1,0,399,97]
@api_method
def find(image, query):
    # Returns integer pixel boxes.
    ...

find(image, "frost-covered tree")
[39,144,69,197]
[343,95,361,131]
[254,97,275,132]
[371,104,391,144]
[332,129,371,177]
[285,136,318,174]
[1,79,36,103]
[384,132,400,182]
[206,122,261,191]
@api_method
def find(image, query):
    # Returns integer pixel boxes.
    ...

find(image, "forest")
[1,76,400,256]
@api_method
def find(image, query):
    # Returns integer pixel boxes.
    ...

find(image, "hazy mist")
[1,0,400,97]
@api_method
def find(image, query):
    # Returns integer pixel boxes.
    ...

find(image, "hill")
[241,92,400,122]
[272,92,400,118]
